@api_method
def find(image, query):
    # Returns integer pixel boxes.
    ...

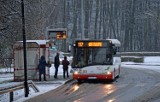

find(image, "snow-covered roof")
[47,28,67,31]
[18,40,50,45]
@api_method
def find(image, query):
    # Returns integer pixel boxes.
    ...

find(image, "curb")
[64,78,74,84]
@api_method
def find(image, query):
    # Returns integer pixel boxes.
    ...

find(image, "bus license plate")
[88,77,97,79]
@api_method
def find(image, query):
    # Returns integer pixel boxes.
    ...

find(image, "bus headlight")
[74,71,79,75]
[107,71,112,75]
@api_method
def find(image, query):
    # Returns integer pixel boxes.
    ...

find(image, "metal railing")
[121,52,160,56]
[0,80,39,102]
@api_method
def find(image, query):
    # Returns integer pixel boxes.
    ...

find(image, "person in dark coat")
[62,56,70,78]
[38,56,47,81]
[54,52,60,79]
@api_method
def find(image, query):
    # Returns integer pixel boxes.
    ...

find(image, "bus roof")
[75,39,121,47]
[107,39,121,47]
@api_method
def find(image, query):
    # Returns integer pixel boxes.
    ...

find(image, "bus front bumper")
[73,72,113,80]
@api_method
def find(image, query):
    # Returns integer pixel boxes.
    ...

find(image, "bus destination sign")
[77,41,103,47]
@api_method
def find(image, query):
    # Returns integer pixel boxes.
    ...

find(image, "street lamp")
[21,0,29,97]
[81,0,84,39]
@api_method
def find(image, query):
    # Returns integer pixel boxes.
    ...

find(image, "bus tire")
[77,79,82,83]
[112,69,116,82]
[117,68,120,78]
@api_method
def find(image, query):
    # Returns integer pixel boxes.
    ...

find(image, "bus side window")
[88,54,92,64]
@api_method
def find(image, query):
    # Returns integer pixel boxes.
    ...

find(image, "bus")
[71,39,121,82]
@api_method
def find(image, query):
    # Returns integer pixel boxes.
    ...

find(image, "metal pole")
[63,0,66,52]
[81,0,84,39]
[21,0,29,97]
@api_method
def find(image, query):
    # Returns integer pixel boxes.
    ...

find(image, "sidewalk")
[0,66,74,102]
[34,74,73,84]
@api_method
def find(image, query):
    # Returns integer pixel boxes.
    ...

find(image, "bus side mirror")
[113,47,117,55]
[113,48,117,54]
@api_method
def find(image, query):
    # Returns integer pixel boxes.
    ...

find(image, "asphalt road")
[25,67,160,102]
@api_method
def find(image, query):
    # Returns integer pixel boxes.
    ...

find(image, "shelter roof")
[18,40,49,45]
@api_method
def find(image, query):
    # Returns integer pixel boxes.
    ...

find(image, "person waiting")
[62,56,70,78]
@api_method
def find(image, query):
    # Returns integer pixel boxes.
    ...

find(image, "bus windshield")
[72,47,113,68]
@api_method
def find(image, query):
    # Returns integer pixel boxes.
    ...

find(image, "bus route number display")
[77,41,103,47]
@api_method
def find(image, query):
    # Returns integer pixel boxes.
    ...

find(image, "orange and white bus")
[72,39,121,82]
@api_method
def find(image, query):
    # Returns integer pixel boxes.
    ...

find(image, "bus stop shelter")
[13,40,51,81]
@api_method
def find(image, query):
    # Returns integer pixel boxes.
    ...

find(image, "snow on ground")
[0,56,160,102]
[0,65,72,102]
[0,73,13,83]
[122,56,160,72]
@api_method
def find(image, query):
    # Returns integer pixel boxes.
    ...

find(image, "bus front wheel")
[77,79,82,83]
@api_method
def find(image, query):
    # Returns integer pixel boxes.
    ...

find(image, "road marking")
[117,84,128,88]
[155,82,160,87]
[135,83,146,87]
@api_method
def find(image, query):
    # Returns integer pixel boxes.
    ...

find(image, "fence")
[0,80,39,102]
[121,52,160,56]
